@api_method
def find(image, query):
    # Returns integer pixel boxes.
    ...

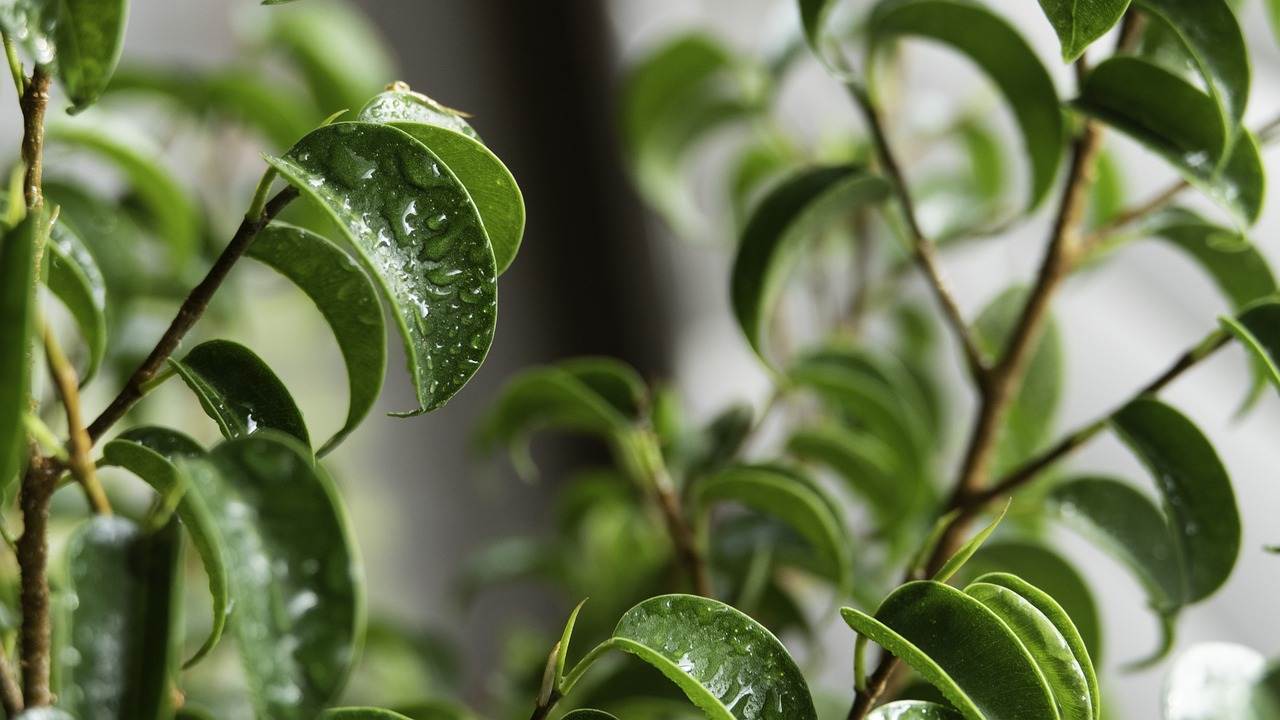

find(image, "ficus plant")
[1,1,1280,720]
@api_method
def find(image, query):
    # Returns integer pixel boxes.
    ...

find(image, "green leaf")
[1150,209,1276,309]
[731,166,889,367]
[589,594,817,720]
[692,464,852,592]
[47,122,202,266]
[170,339,310,448]
[1222,301,1280,396]
[1134,0,1249,143]
[555,599,589,689]
[562,712,619,720]
[965,575,1096,720]
[1112,398,1240,603]
[44,220,107,383]
[932,502,1008,583]
[100,427,229,668]
[60,516,183,720]
[189,432,363,719]
[968,541,1102,663]
[0,212,46,496]
[786,424,900,521]
[263,1,394,114]
[1088,150,1125,230]
[841,581,1058,720]
[1074,57,1265,224]
[868,701,962,720]
[247,223,384,455]
[266,122,497,416]
[357,89,525,275]
[866,0,1064,209]
[52,0,130,113]
[973,287,1064,475]
[1164,643,1270,720]
[319,710,413,720]
[1036,0,1131,61]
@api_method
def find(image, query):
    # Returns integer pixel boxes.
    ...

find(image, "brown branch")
[17,455,55,706]
[19,66,49,209]
[655,483,713,597]
[849,83,989,386]
[86,187,298,442]
[42,326,111,515]
[0,652,22,716]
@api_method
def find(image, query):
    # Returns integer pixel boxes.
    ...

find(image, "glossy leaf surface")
[867,0,1064,208]
[0,213,44,496]
[1223,301,1280,395]
[248,222,385,455]
[932,503,1007,583]
[606,594,816,720]
[1037,0,1131,61]
[1150,209,1276,309]
[171,339,310,448]
[44,221,107,383]
[842,581,1057,720]
[61,517,182,720]
[267,122,497,415]
[731,165,888,366]
[53,0,130,112]
[868,701,962,720]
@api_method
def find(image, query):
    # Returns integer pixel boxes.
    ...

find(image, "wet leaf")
[170,339,310,448]
[100,426,228,668]
[1112,398,1240,604]
[731,166,889,367]
[44,221,107,383]
[692,464,852,592]
[1164,643,1270,720]
[1222,301,1280,397]
[843,581,1057,720]
[868,701,962,720]
[0,212,46,496]
[358,89,525,275]
[52,0,130,112]
[263,1,394,114]
[867,0,1064,209]
[60,517,183,720]
[248,223,384,456]
[266,122,497,416]
[1036,0,1131,61]
[189,432,362,719]
[1074,57,1264,224]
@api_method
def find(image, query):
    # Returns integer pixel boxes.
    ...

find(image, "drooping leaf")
[1222,301,1280,396]
[266,122,497,416]
[247,222,384,455]
[579,594,817,720]
[1036,0,1131,61]
[866,0,1064,209]
[786,424,900,521]
[1149,209,1276,309]
[100,427,229,668]
[841,581,1058,720]
[731,166,889,367]
[263,0,394,114]
[60,516,183,720]
[44,221,107,383]
[973,287,1064,475]
[52,0,130,112]
[692,464,852,592]
[189,432,362,719]
[358,89,525,275]
[965,575,1096,720]
[1112,398,1240,603]
[1074,57,1264,224]
[1164,643,1270,720]
[47,122,201,266]
[868,701,962,720]
[0,212,46,496]
[170,339,310,448]
[558,357,649,421]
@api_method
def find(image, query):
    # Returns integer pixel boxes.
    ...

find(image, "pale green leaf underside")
[45,221,107,384]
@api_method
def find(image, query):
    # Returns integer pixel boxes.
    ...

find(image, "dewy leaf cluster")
[1,0,1279,719]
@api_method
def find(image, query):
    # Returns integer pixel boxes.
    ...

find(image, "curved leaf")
[1164,643,1268,720]
[866,0,1064,208]
[358,89,525,275]
[47,122,201,266]
[319,710,414,720]
[693,464,852,591]
[1112,398,1240,603]
[1222,301,1280,396]
[0,212,46,496]
[1150,209,1276,309]
[604,594,816,720]
[45,221,107,383]
[786,424,900,520]
[248,222,385,456]
[932,502,1008,583]
[1037,0,1131,61]
[170,339,310,448]
[266,121,497,416]
[731,165,889,366]
[563,712,620,720]
[100,427,228,668]
[60,517,183,720]
[869,701,962,720]
[841,581,1058,720]
[1074,57,1264,224]
[190,432,363,719]
[52,0,130,112]
[263,1,394,113]
[965,580,1093,720]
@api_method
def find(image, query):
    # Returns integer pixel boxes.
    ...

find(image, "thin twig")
[86,187,298,441]
[42,325,111,515]
[19,66,48,209]
[848,83,989,386]
[0,652,22,716]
